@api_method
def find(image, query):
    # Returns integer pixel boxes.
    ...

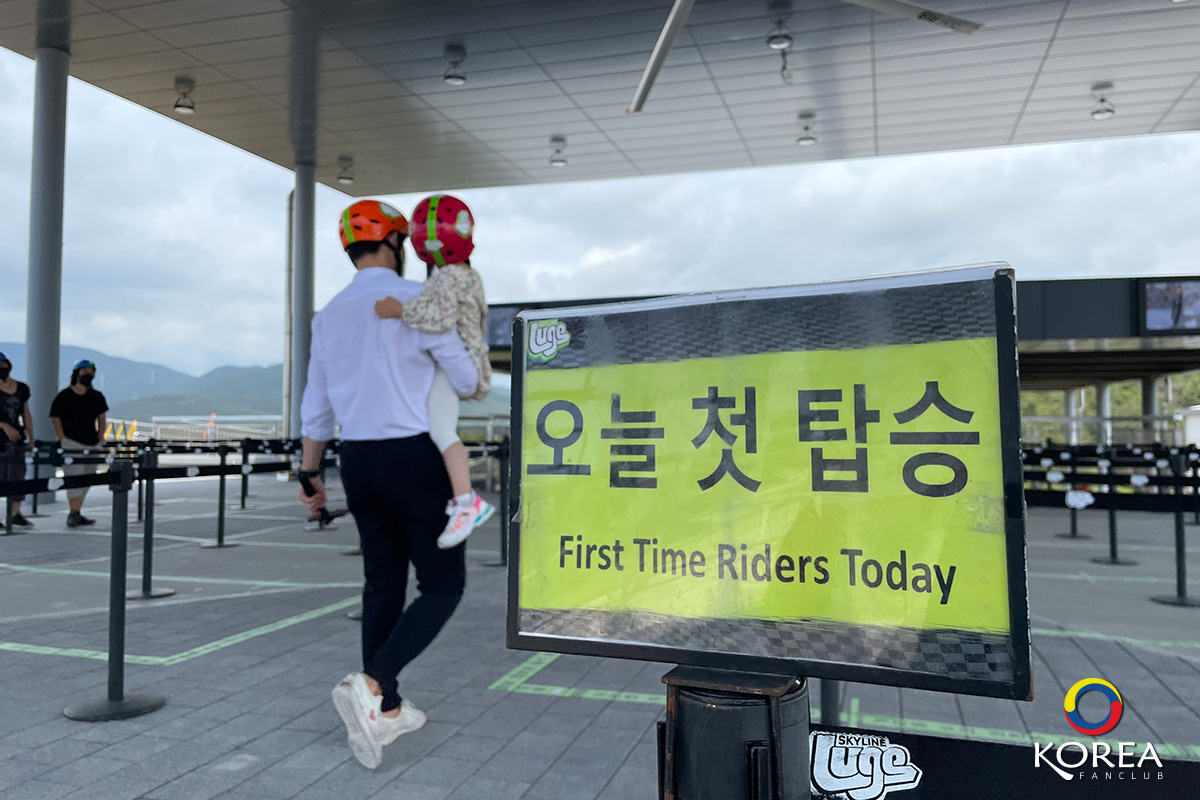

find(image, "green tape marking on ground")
[157,596,359,665]
[0,641,162,666]
[488,654,1200,762]
[0,595,358,667]
[1028,570,1171,584]
[0,561,359,589]
[1031,627,1200,649]
[513,684,663,704]
[488,652,559,691]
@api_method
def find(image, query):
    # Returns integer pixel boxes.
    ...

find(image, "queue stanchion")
[1192,460,1200,526]
[26,445,47,518]
[200,445,238,549]
[239,438,250,510]
[135,461,143,522]
[486,438,509,568]
[1092,460,1136,566]
[1152,458,1200,608]
[128,446,175,600]
[64,461,166,721]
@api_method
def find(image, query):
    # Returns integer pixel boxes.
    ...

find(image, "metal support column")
[282,190,295,439]
[1064,389,1080,445]
[287,12,319,436]
[1142,376,1159,443]
[26,0,72,506]
[1095,383,1112,446]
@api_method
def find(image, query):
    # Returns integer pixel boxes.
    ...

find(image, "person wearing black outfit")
[49,359,108,527]
[299,200,479,769]
[0,351,34,527]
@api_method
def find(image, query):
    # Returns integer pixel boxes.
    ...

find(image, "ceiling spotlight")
[173,75,196,115]
[766,20,793,50]
[443,43,467,87]
[549,135,567,167]
[796,111,817,146]
[1090,81,1115,121]
[337,155,355,186]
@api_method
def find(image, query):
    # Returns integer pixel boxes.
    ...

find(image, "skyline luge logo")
[810,731,922,799]
[528,319,571,362]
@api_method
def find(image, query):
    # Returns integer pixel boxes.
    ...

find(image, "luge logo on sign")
[528,319,570,362]
[1033,677,1162,782]
[810,732,922,799]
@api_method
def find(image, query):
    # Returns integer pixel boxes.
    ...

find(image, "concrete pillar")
[287,12,319,436]
[1065,389,1080,445]
[289,167,315,435]
[1142,376,1159,443]
[1095,383,1112,445]
[25,0,72,501]
[282,190,294,439]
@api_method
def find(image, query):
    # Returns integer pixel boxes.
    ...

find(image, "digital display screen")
[1144,280,1200,332]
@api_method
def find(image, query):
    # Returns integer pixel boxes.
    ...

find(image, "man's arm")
[298,319,333,512]
[97,413,107,443]
[50,417,65,443]
[299,321,336,443]
[423,329,479,399]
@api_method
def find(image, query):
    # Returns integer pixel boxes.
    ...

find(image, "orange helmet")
[338,200,409,250]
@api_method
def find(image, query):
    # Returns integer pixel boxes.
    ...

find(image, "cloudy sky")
[1,45,1199,376]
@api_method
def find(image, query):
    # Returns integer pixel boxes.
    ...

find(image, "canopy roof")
[1,0,1198,195]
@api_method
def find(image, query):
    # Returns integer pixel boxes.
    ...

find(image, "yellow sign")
[520,338,1007,631]
[511,267,1030,697]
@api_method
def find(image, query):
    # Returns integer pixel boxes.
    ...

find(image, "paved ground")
[0,471,1198,799]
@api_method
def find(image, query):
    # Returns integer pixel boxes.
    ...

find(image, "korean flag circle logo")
[1064,678,1123,736]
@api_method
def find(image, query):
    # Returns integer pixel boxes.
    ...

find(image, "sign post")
[508,265,1031,797]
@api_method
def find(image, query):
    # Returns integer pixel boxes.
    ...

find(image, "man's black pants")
[340,435,465,712]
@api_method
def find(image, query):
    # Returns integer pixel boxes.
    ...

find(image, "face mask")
[78,374,94,387]
[0,367,9,380]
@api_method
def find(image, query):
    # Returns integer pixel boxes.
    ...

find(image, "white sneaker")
[331,673,382,769]
[370,700,427,748]
[437,498,478,550]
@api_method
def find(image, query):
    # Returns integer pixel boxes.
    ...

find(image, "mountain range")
[0,343,511,422]
[0,342,283,419]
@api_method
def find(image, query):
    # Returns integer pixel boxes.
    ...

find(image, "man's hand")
[375,296,404,319]
[0,422,20,443]
[298,475,327,514]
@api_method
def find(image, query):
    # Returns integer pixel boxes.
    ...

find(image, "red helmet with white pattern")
[411,194,475,267]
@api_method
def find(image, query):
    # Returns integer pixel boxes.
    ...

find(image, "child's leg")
[427,368,470,500]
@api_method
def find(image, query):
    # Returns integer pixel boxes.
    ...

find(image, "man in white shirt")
[299,200,479,769]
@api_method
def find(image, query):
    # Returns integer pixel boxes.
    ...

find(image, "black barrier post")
[1092,461,1136,566]
[1192,462,1200,526]
[819,678,839,727]
[239,438,250,509]
[1054,465,1090,540]
[1152,461,1200,607]
[487,439,509,568]
[128,447,175,601]
[29,445,39,516]
[200,445,238,549]
[135,462,143,522]
[64,461,166,721]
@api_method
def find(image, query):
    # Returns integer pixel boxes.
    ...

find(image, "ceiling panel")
[0,0,1196,194]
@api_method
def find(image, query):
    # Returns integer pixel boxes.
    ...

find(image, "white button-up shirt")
[300,267,480,441]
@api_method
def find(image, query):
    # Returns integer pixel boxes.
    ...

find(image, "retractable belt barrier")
[1021,443,1199,609]
[0,435,513,724]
